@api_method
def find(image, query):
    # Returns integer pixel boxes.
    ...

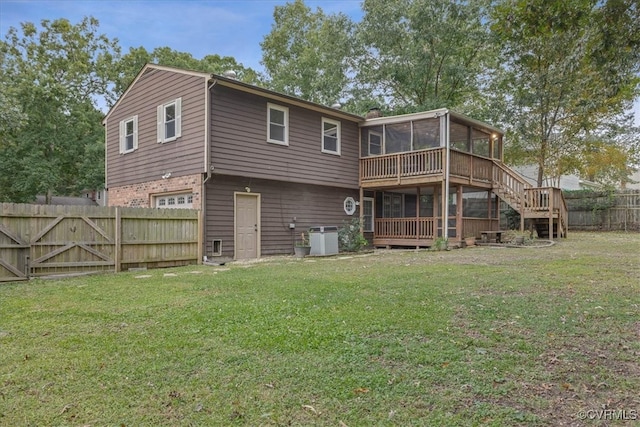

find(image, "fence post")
[115,207,121,273]
[197,208,203,264]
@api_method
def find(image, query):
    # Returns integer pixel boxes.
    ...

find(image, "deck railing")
[525,187,568,215]
[361,150,568,239]
[375,217,436,239]
[361,148,444,182]
[492,161,530,207]
[361,148,500,184]
[449,150,493,182]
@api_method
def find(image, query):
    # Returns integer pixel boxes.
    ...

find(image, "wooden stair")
[491,161,568,239]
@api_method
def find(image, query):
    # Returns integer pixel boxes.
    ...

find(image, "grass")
[0,232,639,426]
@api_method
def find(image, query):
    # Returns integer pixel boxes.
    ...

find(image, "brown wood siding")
[210,85,360,189]
[106,68,207,188]
[205,175,359,258]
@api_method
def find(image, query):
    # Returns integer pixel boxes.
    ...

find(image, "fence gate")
[29,214,115,277]
[1,203,201,282]
[0,224,29,282]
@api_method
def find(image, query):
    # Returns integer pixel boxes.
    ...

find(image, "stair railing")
[492,160,532,212]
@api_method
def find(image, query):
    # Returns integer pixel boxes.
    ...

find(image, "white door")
[235,193,260,259]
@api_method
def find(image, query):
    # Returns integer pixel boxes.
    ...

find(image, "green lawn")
[1,232,639,426]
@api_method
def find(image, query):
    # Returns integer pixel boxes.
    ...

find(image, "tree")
[0,17,119,203]
[491,0,640,186]
[572,114,640,188]
[260,0,356,106]
[113,46,261,101]
[355,0,494,114]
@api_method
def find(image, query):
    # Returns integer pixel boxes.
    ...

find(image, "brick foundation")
[108,173,203,209]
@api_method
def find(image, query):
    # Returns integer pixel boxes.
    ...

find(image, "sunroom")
[358,108,510,247]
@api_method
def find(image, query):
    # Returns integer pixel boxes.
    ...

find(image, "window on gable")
[119,115,138,154]
[267,103,288,145]
[322,118,341,155]
[157,98,182,143]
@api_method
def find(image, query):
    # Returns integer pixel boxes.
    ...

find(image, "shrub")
[338,218,368,252]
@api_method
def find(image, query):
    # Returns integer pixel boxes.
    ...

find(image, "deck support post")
[440,180,447,238]
[442,112,450,239]
[359,186,364,234]
[456,185,463,242]
[549,189,554,239]
[487,190,493,230]
[520,190,525,233]
[416,186,421,243]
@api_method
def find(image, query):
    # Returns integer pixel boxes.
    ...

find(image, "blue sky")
[1,0,638,124]
[0,0,363,71]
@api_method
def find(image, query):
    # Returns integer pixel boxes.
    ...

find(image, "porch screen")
[472,128,490,157]
[413,118,440,149]
[385,123,411,154]
[450,121,470,152]
[463,191,490,217]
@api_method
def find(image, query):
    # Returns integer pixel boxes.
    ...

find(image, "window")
[383,193,403,218]
[363,197,374,232]
[155,193,193,209]
[157,98,182,143]
[119,115,138,154]
[267,103,289,145]
[344,197,356,215]
[322,118,341,155]
[368,131,382,155]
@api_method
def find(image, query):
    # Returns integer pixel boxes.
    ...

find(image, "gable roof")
[102,64,210,125]
[102,63,364,125]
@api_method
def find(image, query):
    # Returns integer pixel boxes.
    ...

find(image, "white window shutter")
[157,105,163,143]
[175,97,182,139]
[133,115,138,149]
[119,120,125,154]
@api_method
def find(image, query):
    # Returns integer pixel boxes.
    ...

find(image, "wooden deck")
[361,148,568,241]
[360,148,496,189]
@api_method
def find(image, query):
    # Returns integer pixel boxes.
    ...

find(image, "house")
[514,165,601,191]
[103,64,567,261]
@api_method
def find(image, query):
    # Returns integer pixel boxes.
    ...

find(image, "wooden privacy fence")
[0,203,201,282]
[564,190,640,231]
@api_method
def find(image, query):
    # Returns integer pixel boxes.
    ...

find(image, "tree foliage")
[260,0,355,106]
[1,2,638,205]
[354,0,494,113]
[0,17,119,203]
[491,0,640,186]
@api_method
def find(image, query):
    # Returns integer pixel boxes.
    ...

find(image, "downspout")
[204,78,217,186]
[104,121,108,206]
[443,112,450,239]
[201,78,217,262]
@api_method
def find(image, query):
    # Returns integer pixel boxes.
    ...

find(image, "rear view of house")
[104,64,566,261]
[103,64,363,260]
